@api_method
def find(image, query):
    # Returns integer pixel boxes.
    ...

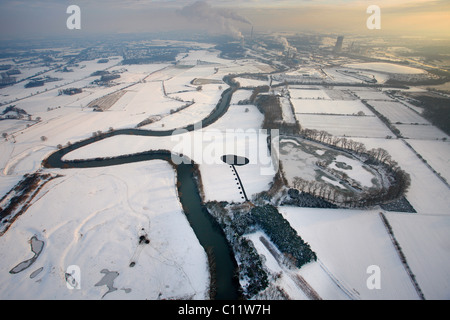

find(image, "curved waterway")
[43,85,242,299]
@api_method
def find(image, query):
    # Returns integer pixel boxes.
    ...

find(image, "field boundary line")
[378,212,426,300]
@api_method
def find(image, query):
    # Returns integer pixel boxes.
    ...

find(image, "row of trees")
[301,128,366,155]
[250,205,317,268]
[292,172,410,208]
[206,201,318,298]
[255,94,282,130]
[294,129,412,207]
[301,127,401,169]
[254,89,300,135]
[292,177,341,203]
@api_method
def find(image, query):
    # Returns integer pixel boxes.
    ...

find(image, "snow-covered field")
[279,138,378,191]
[296,114,392,138]
[0,57,123,105]
[397,124,449,140]
[279,139,323,184]
[384,212,450,299]
[61,100,275,204]
[110,81,187,116]
[367,101,430,125]
[350,89,394,101]
[280,97,297,124]
[234,77,269,88]
[289,88,331,100]
[0,49,277,300]
[406,139,450,182]
[345,62,426,75]
[0,161,210,300]
[354,138,450,215]
[280,207,448,300]
[292,99,374,116]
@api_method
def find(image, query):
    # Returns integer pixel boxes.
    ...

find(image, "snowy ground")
[406,139,450,182]
[383,212,450,299]
[279,207,447,300]
[344,62,426,75]
[60,99,275,204]
[292,99,374,116]
[367,100,430,125]
[0,57,124,106]
[0,49,274,300]
[289,87,331,100]
[350,89,394,101]
[0,161,209,300]
[296,114,392,138]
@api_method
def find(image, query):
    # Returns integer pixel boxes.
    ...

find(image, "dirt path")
[293,275,322,300]
[259,235,322,300]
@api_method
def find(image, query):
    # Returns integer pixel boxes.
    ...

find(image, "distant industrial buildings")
[333,36,344,53]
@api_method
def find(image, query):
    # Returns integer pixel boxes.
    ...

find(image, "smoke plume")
[276,36,297,54]
[179,1,251,39]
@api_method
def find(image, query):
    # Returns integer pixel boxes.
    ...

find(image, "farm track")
[259,236,322,300]
[317,259,360,300]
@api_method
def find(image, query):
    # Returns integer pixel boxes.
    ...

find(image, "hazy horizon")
[0,0,449,41]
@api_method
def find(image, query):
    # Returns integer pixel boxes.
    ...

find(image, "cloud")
[178,1,251,38]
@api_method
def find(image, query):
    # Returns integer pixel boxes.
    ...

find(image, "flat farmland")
[296,114,392,138]
[350,89,394,101]
[292,99,374,116]
[407,139,450,182]
[397,124,449,140]
[367,101,430,124]
[289,88,331,100]
[354,137,450,215]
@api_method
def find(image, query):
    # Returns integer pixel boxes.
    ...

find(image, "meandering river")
[43,85,242,299]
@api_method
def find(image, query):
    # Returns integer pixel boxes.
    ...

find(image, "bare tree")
[293,177,308,191]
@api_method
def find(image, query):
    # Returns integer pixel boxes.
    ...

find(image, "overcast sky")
[0,0,449,40]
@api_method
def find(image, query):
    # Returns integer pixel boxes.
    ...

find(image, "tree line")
[296,128,411,207]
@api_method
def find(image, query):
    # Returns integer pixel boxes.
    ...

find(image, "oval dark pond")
[221,155,249,166]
